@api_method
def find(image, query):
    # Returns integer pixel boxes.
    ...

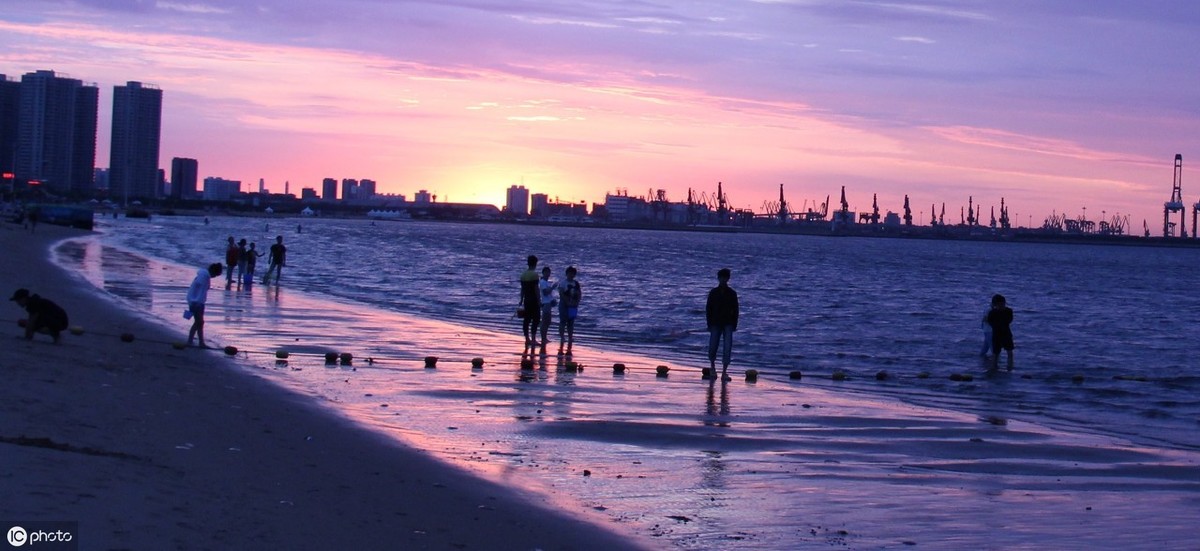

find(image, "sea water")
[56,215,1200,549]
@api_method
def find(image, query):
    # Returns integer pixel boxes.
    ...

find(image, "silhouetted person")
[706,268,739,379]
[236,238,249,285]
[244,242,265,285]
[987,294,1014,371]
[187,263,223,348]
[518,255,541,346]
[224,236,238,288]
[538,266,557,346]
[264,235,286,284]
[558,266,581,355]
[980,303,993,357]
[10,288,68,343]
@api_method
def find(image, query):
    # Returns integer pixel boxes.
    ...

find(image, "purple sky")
[2,0,1199,228]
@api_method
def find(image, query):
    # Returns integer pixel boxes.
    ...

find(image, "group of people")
[186,235,288,348]
[223,235,286,289]
[518,255,582,354]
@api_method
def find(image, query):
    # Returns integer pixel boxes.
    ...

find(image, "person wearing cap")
[9,288,69,343]
[187,263,224,348]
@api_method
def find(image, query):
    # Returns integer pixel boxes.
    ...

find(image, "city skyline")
[2,2,1199,228]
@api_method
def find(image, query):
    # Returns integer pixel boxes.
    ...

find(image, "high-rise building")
[0,75,19,181]
[359,178,376,200]
[15,70,98,195]
[170,157,198,200]
[530,193,548,217]
[109,81,162,202]
[322,178,337,201]
[341,178,358,202]
[203,176,240,201]
[506,185,529,216]
[300,187,317,200]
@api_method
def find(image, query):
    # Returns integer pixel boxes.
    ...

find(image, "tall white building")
[506,185,529,216]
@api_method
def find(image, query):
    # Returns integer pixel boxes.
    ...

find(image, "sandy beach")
[0,221,646,549]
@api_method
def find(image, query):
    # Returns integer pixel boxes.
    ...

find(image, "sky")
[2,0,1199,229]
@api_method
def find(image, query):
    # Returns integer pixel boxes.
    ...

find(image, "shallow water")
[54,216,1200,549]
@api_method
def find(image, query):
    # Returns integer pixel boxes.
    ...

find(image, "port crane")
[1164,154,1185,237]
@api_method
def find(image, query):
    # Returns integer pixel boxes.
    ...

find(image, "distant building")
[170,157,197,200]
[92,167,108,191]
[506,185,529,216]
[530,193,548,217]
[15,70,98,195]
[358,178,376,200]
[414,189,433,204]
[322,177,337,201]
[603,192,650,222]
[341,178,358,202]
[203,176,241,201]
[109,81,162,202]
[300,187,317,200]
[0,75,19,181]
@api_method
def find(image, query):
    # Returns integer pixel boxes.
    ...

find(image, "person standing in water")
[706,268,739,380]
[224,236,238,288]
[980,302,993,358]
[244,242,265,286]
[187,263,223,348]
[518,255,541,346]
[263,235,287,284]
[987,294,1015,371]
[557,266,581,355]
[537,266,558,346]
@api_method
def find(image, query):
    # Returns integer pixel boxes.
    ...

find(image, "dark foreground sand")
[0,222,645,550]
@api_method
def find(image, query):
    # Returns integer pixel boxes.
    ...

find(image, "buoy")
[788,370,803,380]
[656,365,670,377]
[325,352,338,365]
[275,350,289,359]
[745,369,759,382]
[171,342,187,350]
[831,371,847,381]
[875,370,889,381]
[471,357,484,369]
[340,353,353,365]
[520,359,534,370]
[612,363,626,374]
[701,367,715,380]
[565,361,581,372]
[424,356,438,368]
[223,345,238,356]
[68,326,84,336]
[120,333,135,343]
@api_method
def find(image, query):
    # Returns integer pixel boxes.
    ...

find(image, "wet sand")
[0,221,647,549]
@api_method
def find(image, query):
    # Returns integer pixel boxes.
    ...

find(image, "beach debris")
[789,370,803,380]
[875,370,889,381]
[471,357,485,369]
[120,332,135,343]
[340,353,353,365]
[324,352,338,365]
[223,345,238,356]
[68,325,84,335]
[424,356,438,368]
[275,350,289,359]
[831,370,847,381]
[520,359,534,370]
[612,363,626,374]
[745,369,759,382]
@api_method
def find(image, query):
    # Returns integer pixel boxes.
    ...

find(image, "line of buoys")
[325,352,338,365]
[340,353,353,366]
[424,356,438,369]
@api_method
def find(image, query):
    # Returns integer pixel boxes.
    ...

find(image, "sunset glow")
[2,1,1198,226]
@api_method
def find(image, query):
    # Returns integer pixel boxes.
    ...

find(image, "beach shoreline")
[0,221,647,550]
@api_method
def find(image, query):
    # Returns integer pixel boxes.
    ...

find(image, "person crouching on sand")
[9,288,69,343]
[187,263,223,348]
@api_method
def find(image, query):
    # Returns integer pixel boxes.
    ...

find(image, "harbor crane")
[1164,154,1185,237]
